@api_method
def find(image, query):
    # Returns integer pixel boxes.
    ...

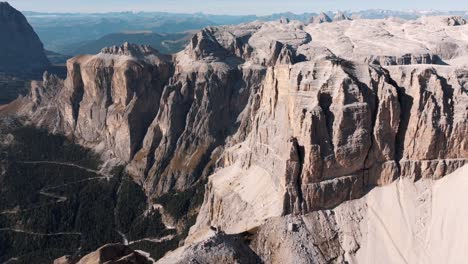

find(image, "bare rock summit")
[446,16,467,26]
[333,11,352,21]
[309,12,333,24]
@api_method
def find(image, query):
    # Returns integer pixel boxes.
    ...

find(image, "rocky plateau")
[1,12,468,264]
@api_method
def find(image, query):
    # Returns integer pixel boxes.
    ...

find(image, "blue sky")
[7,0,468,15]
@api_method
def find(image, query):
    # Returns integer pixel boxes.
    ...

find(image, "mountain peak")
[100,42,160,57]
[446,16,467,26]
[333,11,352,21]
[0,1,11,7]
[0,2,21,18]
[309,12,332,24]
[0,1,22,18]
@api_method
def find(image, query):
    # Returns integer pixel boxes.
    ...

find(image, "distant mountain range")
[24,11,317,54]
[2,2,468,263]
[24,9,467,55]
[351,9,468,19]
[62,31,194,56]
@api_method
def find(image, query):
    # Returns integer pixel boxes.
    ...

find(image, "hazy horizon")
[5,0,468,15]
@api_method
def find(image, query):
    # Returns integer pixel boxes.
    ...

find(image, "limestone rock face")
[9,17,468,262]
[157,164,468,264]
[156,233,260,264]
[248,164,468,264]
[23,43,172,163]
[190,58,468,237]
[53,256,73,264]
[73,244,152,264]
[0,2,50,76]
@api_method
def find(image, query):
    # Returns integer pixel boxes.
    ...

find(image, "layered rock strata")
[8,16,468,262]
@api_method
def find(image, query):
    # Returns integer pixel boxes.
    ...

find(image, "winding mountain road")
[0,160,112,215]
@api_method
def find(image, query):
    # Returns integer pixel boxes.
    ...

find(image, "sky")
[6,0,468,15]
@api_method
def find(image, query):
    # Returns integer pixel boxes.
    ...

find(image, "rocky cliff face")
[164,164,468,264]
[0,2,49,76]
[190,51,468,236]
[7,16,468,263]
